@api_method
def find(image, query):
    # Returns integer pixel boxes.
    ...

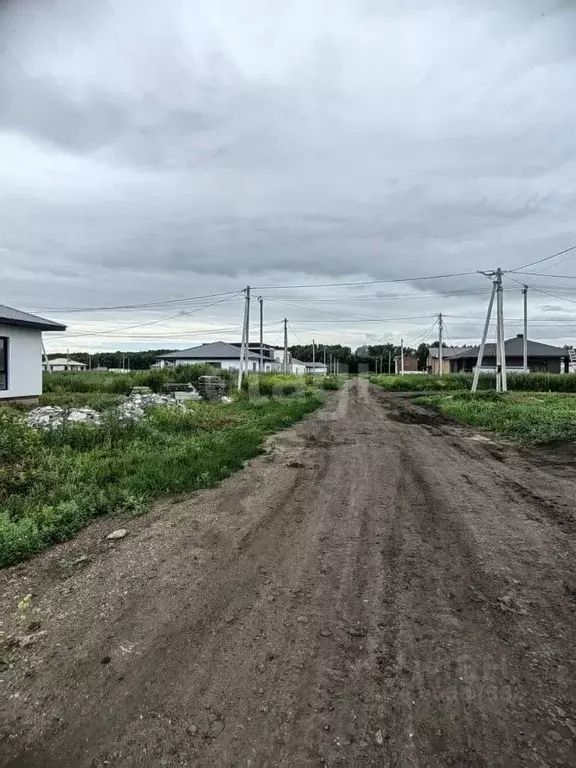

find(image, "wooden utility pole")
[472,280,497,393]
[237,286,250,391]
[438,313,444,376]
[496,268,507,392]
[522,285,528,373]
[400,338,404,376]
[258,296,264,373]
[283,318,288,374]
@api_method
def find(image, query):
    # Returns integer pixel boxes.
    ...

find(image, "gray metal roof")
[428,346,468,359]
[453,336,567,359]
[159,341,261,360]
[0,304,66,331]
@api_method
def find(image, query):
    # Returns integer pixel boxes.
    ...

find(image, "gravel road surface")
[1,380,575,767]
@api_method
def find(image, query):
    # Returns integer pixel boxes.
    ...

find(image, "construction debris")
[27,389,205,430]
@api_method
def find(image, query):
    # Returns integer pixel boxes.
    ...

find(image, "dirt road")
[1,381,576,767]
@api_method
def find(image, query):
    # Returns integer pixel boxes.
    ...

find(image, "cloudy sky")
[1,0,576,352]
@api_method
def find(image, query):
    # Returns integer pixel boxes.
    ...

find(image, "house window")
[0,337,8,390]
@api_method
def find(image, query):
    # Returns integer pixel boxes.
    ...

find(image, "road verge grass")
[415,391,576,445]
[0,392,324,568]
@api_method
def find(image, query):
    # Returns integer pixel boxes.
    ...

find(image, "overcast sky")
[1,0,576,352]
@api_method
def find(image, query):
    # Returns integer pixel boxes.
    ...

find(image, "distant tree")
[416,342,429,371]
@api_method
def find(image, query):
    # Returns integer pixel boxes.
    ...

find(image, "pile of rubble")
[27,406,102,429]
[27,389,202,430]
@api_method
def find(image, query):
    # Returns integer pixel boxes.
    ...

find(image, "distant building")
[156,342,328,375]
[43,357,87,372]
[426,346,469,375]
[449,335,569,374]
[1,304,66,402]
[394,354,419,374]
[157,341,277,373]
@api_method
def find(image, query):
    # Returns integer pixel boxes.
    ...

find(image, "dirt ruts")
[1,380,575,767]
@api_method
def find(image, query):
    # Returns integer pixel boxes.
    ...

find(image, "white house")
[157,341,270,372]
[43,357,87,372]
[1,305,66,402]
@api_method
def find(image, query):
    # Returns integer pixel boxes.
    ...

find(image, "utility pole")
[438,313,444,376]
[388,348,392,374]
[522,285,528,373]
[472,280,497,393]
[496,268,507,392]
[237,286,251,391]
[312,338,316,370]
[400,338,404,376]
[283,318,288,374]
[323,346,326,374]
[258,296,264,373]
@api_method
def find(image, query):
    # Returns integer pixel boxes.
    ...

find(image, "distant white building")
[1,305,66,402]
[156,342,328,375]
[157,341,277,372]
[43,357,87,372]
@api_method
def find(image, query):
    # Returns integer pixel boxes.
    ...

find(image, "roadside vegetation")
[415,391,576,445]
[0,371,342,568]
[369,373,576,393]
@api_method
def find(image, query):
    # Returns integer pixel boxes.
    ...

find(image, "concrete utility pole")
[522,285,528,373]
[258,296,264,373]
[496,268,507,392]
[400,338,404,376]
[237,286,251,391]
[283,318,288,374]
[388,348,392,374]
[323,346,327,373]
[438,313,444,376]
[472,280,497,393]
[312,338,316,369]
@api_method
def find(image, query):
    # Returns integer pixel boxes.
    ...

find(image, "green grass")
[43,364,234,395]
[415,391,576,445]
[0,392,324,568]
[369,372,576,393]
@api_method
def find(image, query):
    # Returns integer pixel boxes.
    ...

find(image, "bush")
[369,372,576,394]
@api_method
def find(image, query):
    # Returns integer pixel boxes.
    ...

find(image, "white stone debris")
[27,387,225,430]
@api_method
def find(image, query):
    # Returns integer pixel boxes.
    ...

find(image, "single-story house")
[43,357,87,372]
[157,341,269,372]
[426,346,468,375]
[449,335,569,374]
[394,354,419,374]
[1,305,66,402]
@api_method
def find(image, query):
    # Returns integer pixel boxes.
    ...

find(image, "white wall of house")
[43,363,86,372]
[0,324,43,400]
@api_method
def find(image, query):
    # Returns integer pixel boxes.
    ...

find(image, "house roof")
[46,357,86,366]
[453,336,567,359]
[0,304,66,331]
[159,341,261,361]
[428,346,468,359]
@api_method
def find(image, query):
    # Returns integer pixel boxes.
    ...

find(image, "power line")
[512,272,576,280]
[22,290,242,314]
[64,295,240,337]
[508,244,576,273]
[506,274,576,307]
[252,270,477,291]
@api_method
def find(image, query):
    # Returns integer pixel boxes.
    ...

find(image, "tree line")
[48,342,468,373]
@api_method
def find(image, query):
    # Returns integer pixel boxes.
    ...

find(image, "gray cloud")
[1,0,576,350]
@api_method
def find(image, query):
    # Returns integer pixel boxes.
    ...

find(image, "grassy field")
[0,372,340,568]
[369,372,576,393]
[415,391,576,445]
